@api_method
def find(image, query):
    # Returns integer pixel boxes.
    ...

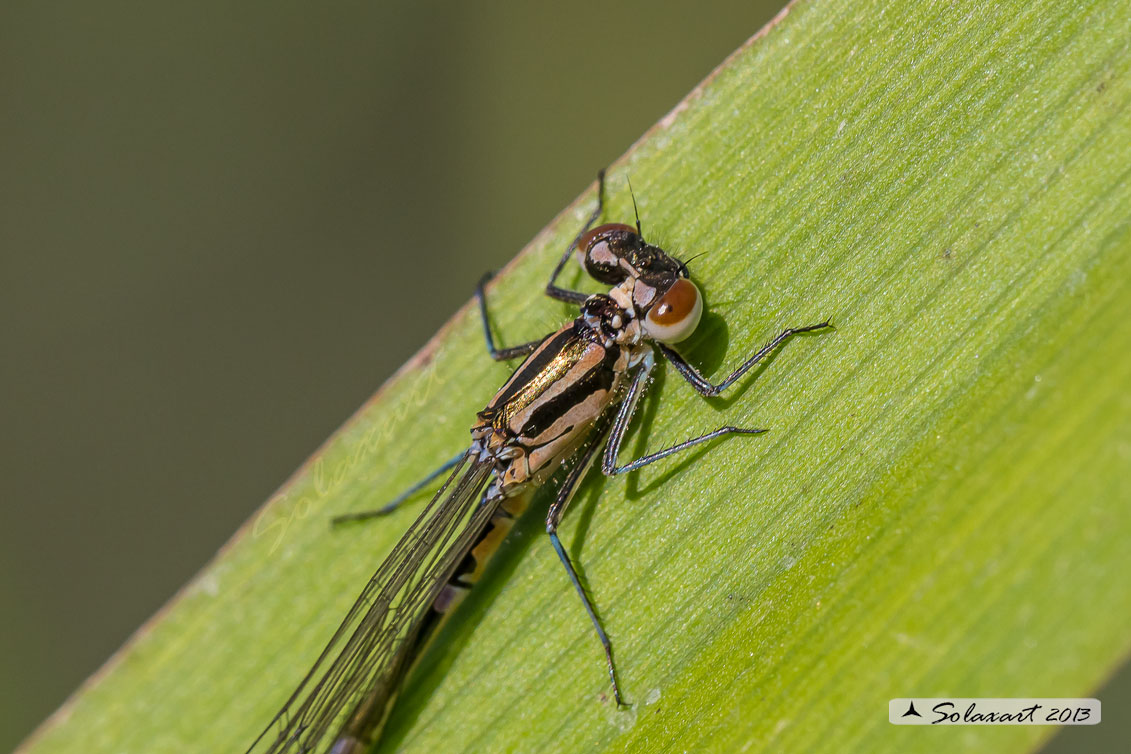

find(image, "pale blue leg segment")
[544,433,625,705]
[332,451,466,524]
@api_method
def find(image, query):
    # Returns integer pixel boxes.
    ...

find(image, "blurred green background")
[0,1,1124,751]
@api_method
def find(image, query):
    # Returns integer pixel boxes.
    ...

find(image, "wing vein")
[248,451,499,753]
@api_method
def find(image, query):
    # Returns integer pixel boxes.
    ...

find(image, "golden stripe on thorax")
[483,327,591,429]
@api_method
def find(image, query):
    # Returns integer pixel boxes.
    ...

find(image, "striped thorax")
[475,293,640,499]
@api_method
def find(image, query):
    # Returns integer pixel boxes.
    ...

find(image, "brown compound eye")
[575,223,638,284]
[643,278,703,343]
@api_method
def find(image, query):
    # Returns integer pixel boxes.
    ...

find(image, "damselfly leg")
[600,351,767,476]
[657,320,833,397]
[477,272,544,361]
[544,346,777,709]
[545,169,607,304]
[542,433,625,704]
[331,451,467,524]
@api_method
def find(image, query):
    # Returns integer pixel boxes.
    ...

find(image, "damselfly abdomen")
[248,171,830,753]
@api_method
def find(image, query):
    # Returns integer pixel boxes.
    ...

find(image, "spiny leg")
[602,352,766,476]
[476,272,543,361]
[331,451,466,524]
[544,430,626,706]
[545,169,607,305]
[657,320,832,398]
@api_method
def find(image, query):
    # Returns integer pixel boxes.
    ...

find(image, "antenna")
[682,250,710,267]
[626,176,644,242]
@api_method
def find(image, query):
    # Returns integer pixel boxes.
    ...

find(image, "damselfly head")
[576,222,702,343]
[575,223,687,281]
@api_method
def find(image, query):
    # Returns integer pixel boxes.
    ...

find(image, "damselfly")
[247,171,830,753]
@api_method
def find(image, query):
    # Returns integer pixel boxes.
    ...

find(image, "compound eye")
[643,278,702,343]
[575,223,637,284]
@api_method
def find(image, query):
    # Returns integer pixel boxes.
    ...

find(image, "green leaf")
[20,0,1131,752]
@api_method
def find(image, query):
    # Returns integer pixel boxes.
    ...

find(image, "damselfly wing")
[247,453,493,752]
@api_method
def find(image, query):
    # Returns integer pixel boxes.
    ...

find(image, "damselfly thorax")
[248,171,831,754]
[474,292,649,497]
